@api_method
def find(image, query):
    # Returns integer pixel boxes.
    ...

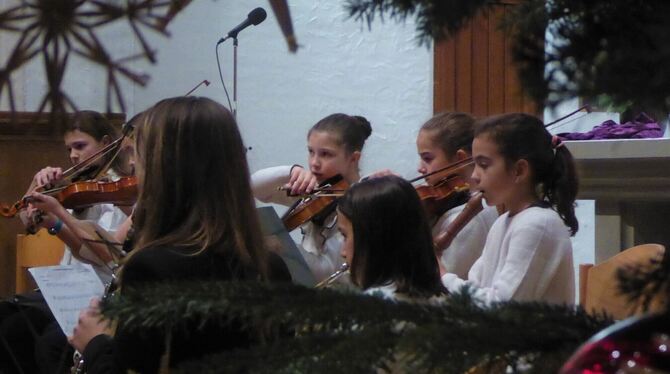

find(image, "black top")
[82,245,291,374]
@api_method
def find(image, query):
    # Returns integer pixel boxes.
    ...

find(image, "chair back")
[580,243,665,319]
[15,229,65,293]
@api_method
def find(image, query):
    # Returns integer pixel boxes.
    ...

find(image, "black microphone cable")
[215,42,233,113]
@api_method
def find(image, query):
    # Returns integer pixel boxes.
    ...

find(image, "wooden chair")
[579,243,665,320]
[15,229,65,293]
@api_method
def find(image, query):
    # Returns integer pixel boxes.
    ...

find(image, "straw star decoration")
[0,0,192,122]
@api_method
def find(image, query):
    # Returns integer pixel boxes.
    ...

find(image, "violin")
[409,157,474,218]
[281,175,348,232]
[416,174,470,218]
[1,176,138,218]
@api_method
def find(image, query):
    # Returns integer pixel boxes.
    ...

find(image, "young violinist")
[252,113,372,284]
[440,113,578,305]
[20,110,133,281]
[372,112,498,278]
[67,96,291,373]
[0,111,134,374]
[337,175,447,301]
[415,112,498,278]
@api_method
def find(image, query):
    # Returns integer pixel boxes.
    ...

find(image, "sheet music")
[29,264,105,336]
[257,206,316,287]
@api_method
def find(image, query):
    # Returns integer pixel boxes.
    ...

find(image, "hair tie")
[551,135,564,150]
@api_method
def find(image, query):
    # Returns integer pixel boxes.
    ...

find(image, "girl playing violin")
[440,113,578,305]
[337,175,446,301]
[416,112,498,278]
[0,111,133,374]
[252,113,372,284]
[20,110,133,279]
[69,96,291,373]
[373,112,498,279]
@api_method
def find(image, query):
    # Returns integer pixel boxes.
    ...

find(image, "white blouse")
[433,204,498,279]
[441,206,575,305]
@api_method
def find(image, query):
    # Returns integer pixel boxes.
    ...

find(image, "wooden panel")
[434,38,456,113]
[433,1,539,117]
[455,25,473,112]
[0,138,69,297]
[503,5,521,112]
[471,12,489,117]
[487,5,506,115]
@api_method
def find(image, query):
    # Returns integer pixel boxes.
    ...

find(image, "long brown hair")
[130,97,267,277]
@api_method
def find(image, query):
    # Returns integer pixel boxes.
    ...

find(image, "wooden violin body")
[416,174,470,218]
[54,176,137,209]
[281,177,348,232]
[433,191,484,251]
[0,176,137,218]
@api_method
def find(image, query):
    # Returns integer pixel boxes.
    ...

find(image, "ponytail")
[545,143,579,235]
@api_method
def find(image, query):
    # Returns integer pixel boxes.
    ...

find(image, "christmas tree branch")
[102,281,613,373]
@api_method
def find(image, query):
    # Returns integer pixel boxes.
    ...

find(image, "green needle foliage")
[346,0,498,46]
[617,248,670,313]
[102,281,613,373]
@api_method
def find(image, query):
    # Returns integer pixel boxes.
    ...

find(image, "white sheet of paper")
[29,264,105,336]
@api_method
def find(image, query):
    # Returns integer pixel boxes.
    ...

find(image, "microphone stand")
[233,36,238,118]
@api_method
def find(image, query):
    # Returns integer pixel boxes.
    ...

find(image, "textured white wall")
[128,0,433,178]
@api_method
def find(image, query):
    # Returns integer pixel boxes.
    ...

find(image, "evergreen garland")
[102,281,612,373]
[346,0,497,46]
[346,0,670,114]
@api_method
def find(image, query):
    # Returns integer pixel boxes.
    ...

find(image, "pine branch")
[102,281,613,373]
[617,249,670,313]
[345,0,497,46]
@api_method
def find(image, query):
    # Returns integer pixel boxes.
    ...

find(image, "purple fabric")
[557,113,663,140]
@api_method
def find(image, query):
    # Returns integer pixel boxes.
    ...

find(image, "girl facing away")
[252,113,372,283]
[68,97,291,374]
[440,113,578,305]
[337,175,447,302]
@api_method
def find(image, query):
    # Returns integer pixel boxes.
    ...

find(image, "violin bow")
[545,104,591,128]
[184,79,210,96]
[60,78,209,184]
[408,157,474,184]
[92,119,135,181]
[59,138,122,182]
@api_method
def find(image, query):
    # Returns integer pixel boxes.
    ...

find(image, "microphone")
[218,7,267,44]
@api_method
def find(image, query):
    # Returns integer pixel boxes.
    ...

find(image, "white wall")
[127,0,433,178]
